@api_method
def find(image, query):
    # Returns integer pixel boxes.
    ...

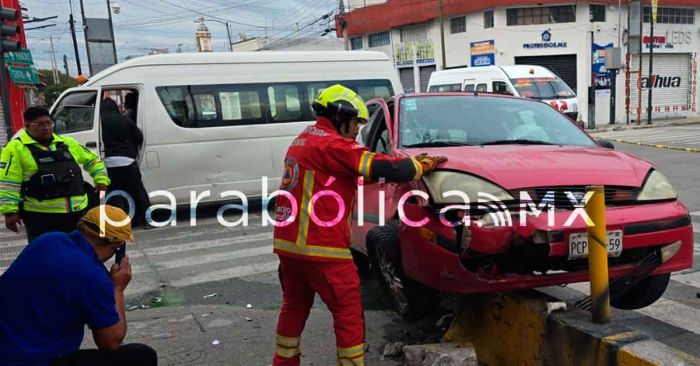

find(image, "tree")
[43,83,73,107]
[38,69,79,87]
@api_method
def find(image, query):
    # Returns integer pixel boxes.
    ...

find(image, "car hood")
[401,145,652,189]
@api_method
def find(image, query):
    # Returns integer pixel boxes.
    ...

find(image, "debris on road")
[546,302,567,314]
[212,340,220,345]
[127,305,139,311]
[245,317,253,322]
[203,293,218,299]
[152,296,163,304]
[246,303,253,309]
[383,342,405,357]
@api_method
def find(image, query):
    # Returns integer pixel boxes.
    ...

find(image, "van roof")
[428,65,556,85]
[84,50,391,86]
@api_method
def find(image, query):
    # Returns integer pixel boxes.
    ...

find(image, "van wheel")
[611,273,670,310]
[367,220,435,321]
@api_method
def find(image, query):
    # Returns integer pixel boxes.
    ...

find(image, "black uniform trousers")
[106,162,150,227]
[22,210,86,242]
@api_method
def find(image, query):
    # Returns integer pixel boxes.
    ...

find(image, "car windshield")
[510,78,575,100]
[398,95,596,148]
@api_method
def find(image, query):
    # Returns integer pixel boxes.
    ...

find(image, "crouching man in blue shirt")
[0,205,157,366]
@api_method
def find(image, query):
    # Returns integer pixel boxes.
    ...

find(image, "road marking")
[169,260,279,288]
[691,211,700,218]
[636,299,700,334]
[133,245,273,274]
[132,232,273,259]
[693,223,700,234]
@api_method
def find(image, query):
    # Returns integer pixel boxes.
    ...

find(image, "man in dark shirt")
[101,98,151,227]
[0,205,157,366]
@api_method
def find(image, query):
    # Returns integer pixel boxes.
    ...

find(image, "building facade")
[339,0,700,126]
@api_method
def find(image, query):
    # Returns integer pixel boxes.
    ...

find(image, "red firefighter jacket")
[273,117,421,262]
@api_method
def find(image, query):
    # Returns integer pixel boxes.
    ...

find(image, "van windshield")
[510,78,575,100]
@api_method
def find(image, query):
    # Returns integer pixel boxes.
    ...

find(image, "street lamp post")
[203,18,233,51]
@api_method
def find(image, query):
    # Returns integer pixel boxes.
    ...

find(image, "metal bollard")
[585,186,611,324]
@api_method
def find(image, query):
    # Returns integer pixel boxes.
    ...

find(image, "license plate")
[568,230,623,260]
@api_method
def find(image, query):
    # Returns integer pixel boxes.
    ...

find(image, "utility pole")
[439,0,446,69]
[49,36,59,84]
[647,0,658,125]
[68,0,82,75]
[106,0,118,64]
[63,54,69,76]
[339,0,349,50]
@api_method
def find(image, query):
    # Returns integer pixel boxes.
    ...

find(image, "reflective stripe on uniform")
[338,357,365,366]
[275,345,300,359]
[296,170,315,245]
[276,334,300,348]
[22,195,88,213]
[357,152,375,178]
[273,239,353,260]
[337,344,365,359]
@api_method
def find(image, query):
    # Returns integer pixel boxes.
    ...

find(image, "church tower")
[196,17,213,52]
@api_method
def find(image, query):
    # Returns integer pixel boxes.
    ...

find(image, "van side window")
[268,85,301,122]
[52,91,98,133]
[492,81,510,94]
[220,91,262,121]
[156,80,393,129]
[429,84,461,92]
[476,84,488,92]
[193,94,217,120]
[464,84,476,92]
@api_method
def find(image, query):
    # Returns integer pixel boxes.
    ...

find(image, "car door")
[352,98,398,255]
[49,87,103,186]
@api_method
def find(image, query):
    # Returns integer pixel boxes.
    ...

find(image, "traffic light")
[0,7,21,53]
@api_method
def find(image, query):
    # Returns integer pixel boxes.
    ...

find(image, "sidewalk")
[83,305,417,366]
[587,117,700,133]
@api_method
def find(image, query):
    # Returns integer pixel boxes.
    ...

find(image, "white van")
[427,65,578,121]
[47,51,403,205]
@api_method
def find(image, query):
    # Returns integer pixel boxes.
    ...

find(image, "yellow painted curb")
[597,138,700,154]
[443,291,700,366]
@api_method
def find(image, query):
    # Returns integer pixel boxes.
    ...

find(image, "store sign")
[470,40,495,67]
[640,75,682,88]
[395,40,435,66]
[643,30,693,49]
[415,40,435,64]
[523,30,567,49]
[592,43,613,89]
[395,43,415,66]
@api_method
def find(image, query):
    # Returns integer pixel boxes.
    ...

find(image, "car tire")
[611,273,671,310]
[367,220,435,321]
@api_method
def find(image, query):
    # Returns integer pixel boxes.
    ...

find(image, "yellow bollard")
[586,186,611,323]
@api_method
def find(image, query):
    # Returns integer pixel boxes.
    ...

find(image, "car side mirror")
[599,140,615,149]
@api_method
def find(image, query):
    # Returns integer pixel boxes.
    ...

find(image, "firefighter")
[272,84,447,366]
[0,106,110,241]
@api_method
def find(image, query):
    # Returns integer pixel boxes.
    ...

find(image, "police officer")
[271,85,446,366]
[0,106,111,241]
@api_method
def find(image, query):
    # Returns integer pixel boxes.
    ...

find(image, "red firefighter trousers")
[272,257,365,366]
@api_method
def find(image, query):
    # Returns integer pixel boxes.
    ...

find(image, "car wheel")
[611,273,670,310]
[367,220,434,321]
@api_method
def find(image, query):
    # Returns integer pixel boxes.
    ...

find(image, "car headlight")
[638,170,677,201]
[423,171,514,204]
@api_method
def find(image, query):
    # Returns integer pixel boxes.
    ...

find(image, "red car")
[350,93,693,320]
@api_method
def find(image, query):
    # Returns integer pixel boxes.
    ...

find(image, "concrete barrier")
[440,291,700,366]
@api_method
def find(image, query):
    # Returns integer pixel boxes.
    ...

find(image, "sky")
[22,0,340,77]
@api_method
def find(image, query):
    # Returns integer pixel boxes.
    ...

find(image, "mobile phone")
[115,244,126,265]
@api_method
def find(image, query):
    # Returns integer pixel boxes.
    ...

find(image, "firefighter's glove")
[413,153,448,179]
